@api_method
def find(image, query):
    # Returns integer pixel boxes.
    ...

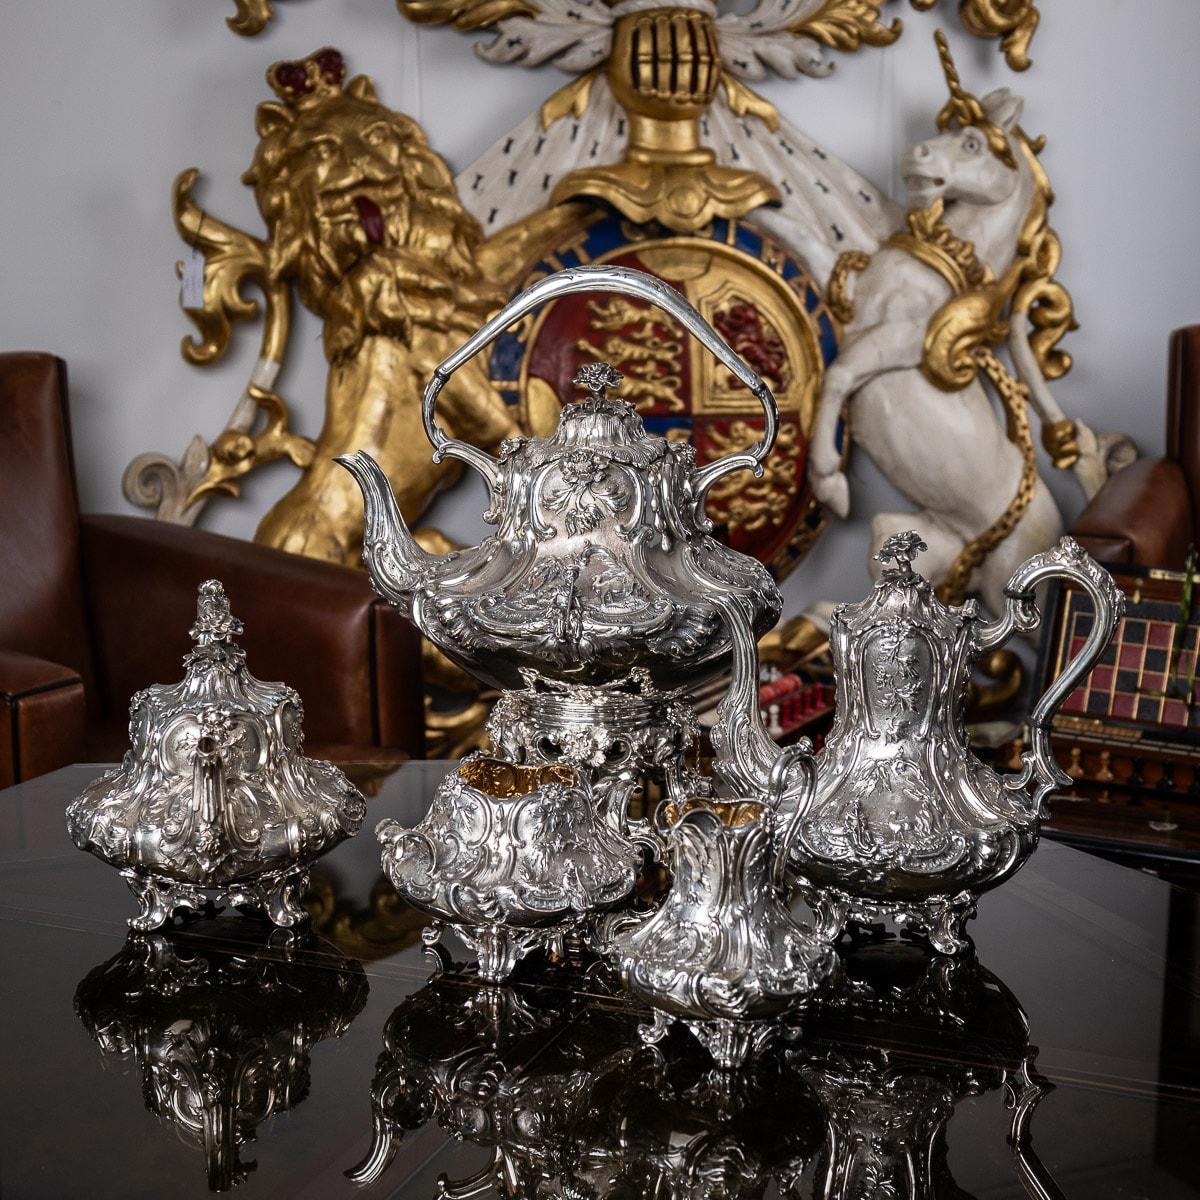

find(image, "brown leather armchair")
[1072,326,1200,568]
[0,351,425,786]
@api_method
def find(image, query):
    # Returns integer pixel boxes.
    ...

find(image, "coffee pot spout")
[711,592,815,813]
[336,450,446,606]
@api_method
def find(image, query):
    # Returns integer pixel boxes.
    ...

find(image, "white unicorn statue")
[808,32,1134,617]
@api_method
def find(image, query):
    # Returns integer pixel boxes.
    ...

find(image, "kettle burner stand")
[486,674,699,793]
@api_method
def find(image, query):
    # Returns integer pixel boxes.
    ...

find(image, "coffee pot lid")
[835,531,978,640]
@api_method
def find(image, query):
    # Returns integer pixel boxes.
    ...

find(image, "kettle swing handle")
[420,264,780,504]
[977,537,1124,816]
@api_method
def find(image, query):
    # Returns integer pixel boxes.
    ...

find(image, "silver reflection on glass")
[66,580,366,930]
[798,941,1062,1200]
[75,931,367,1192]
[713,531,1123,954]
[337,264,783,796]
[377,753,641,981]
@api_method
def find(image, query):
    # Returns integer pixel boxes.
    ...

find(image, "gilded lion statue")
[139,48,535,564]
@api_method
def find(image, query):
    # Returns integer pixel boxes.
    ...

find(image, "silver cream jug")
[606,761,836,1069]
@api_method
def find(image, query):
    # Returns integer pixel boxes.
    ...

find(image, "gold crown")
[266,47,346,105]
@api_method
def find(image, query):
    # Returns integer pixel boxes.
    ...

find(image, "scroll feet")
[802,887,977,957]
[261,869,310,927]
[686,1018,774,1070]
[121,868,311,932]
[122,871,205,931]
[808,892,851,943]
[919,894,976,956]
[457,924,545,983]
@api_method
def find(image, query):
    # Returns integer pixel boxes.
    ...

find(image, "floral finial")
[875,531,927,576]
[572,361,624,398]
[190,580,244,646]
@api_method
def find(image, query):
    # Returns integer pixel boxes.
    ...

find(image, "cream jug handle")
[977,537,1124,814]
[421,264,779,501]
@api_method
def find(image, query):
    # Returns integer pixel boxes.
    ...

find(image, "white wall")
[3,0,1198,611]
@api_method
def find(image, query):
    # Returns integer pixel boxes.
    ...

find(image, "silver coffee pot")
[339,264,783,791]
[712,531,1122,954]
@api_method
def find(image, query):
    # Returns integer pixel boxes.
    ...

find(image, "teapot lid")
[140,578,298,719]
[500,362,684,472]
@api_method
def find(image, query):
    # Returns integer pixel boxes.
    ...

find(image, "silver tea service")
[66,580,366,930]
[63,256,1123,1097]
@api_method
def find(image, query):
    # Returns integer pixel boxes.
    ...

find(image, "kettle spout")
[336,451,441,605]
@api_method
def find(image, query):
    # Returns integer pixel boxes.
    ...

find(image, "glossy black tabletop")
[3,762,1200,1199]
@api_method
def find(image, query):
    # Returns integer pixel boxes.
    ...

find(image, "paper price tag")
[181,246,206,310]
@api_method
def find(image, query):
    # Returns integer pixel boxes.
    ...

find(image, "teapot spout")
[336,451,442,605]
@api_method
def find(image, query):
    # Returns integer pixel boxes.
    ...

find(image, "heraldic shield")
[487,212,841,579]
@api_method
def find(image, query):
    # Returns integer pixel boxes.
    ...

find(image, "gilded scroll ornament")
[911,0,1041,71]
[827,250,870,325]
[226,0,279,36]
[798,0,901,51]
[188,386,315,506]
[397,0,535,30]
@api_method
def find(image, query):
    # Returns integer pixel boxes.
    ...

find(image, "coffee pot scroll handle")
[977,537,1124,815]
[421,264,779,502]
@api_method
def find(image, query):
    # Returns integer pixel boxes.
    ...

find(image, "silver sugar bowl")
[607,772,836,1069]
[377,753,641,981]
[713,531,1122,954]
[66,580,366,930]
[338,264,782,792]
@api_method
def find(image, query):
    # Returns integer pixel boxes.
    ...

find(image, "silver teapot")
[338,264,782,787]
[713,531,1122,954]
[377,754,641,981]
[607,770,836,1069]
[66,581,366,930]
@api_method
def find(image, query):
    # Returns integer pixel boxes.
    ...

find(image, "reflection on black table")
[74,924,367,1191]
[349,937,1060,1199]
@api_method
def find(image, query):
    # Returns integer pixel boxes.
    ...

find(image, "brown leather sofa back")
[1166,325,1200,539]
[0,353,99,706]
[1071,325,1200,570]
[81,514,389,748]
